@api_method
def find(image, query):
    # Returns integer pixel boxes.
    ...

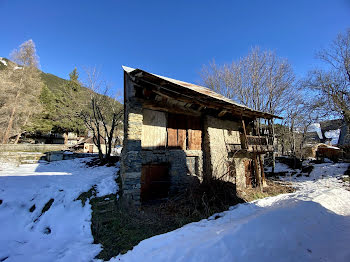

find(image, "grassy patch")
[76,186,97,206]
[91,196,205,260]
[237,179,295,202]
[29,204,36,212]
[343,176,350,182]
[90,178,245,260]
[33,198,55,223]
[41,199,54,214]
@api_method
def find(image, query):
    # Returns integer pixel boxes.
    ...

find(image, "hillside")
[0,57,123,135]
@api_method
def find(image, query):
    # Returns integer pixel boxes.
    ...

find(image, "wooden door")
[89,144,94,153]
[141,164,170,202]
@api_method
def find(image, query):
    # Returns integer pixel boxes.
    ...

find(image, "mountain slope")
[0,57,122,135]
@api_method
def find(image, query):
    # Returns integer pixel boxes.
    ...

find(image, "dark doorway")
[141,163,170,202]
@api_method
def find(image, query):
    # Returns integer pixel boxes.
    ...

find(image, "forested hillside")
[0,57,122,137]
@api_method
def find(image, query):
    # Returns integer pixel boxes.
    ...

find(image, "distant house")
[302,143,342,160]
[306,119,346,146]
[74,137,106,154]
[13,132,83,145]
[121,66,281,204]
[316,144,342,161]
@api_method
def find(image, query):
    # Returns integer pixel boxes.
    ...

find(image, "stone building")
[121,66,280,203]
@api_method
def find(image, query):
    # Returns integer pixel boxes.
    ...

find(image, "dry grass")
[237,179,295,202]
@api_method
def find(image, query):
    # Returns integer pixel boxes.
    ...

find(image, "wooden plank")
[187,116,202,150]
[167,114,178,148]
[241,119,248,149]
[253,153,262,191]
[142,109,167,149]
[177,115,187,150]
[259,154,266,186]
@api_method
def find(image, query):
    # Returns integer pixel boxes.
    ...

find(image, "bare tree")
[201,47,295,116]
[201,47,297,165]
[304,29,350,129]
[81,67,123,162]
[0,40,43,144]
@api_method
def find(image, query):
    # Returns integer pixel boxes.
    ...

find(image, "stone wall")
[0,144,66,153]
[141,149,202,195]
[203,115,250,189]
[120,98,143,202]
[121,74,204,202]
[121,98,204,201]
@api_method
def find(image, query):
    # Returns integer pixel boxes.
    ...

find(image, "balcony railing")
[243,135,274,152]
[226,134,274,153]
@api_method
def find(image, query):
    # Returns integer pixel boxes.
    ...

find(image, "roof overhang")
[123,66,282,120]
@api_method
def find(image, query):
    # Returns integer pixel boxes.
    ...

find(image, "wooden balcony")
[243,135,274,153]
[226,135,274,154]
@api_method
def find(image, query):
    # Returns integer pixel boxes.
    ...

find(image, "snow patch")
[0,58,7,66]
[308,123,323,139]
[0,158,119,262]
[324,129,340,145]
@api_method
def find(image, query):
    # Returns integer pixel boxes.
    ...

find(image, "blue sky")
[1,0,350,95]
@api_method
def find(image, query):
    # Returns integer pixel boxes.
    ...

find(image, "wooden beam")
[241,119,248,149]
[259,154,266,187]
[143,99,201,116]
[218,110,228,117]
[253,153,262,192]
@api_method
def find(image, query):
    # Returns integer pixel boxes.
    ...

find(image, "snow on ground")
[1,158,349,262]
[0,158,119,262]
[112,161,350,262]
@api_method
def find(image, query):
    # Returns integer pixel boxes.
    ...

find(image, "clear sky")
[1,0,350,95]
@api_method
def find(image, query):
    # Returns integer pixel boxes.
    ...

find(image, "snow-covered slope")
[112,162,350,262]
[0,158,119,262]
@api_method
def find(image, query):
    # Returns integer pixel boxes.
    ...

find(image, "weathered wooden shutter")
[177,115,187,150]
[167,114,186,150]
[187,116,202,150]
[167,113,178,148]
[142,109,167,149]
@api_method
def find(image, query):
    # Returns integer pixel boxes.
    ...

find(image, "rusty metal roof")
[122,66,281,119]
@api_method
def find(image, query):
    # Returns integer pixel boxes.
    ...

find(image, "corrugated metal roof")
[122,66,281,119]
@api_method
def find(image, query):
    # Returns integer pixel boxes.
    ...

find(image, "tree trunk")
[64,132,68,145]
[14,133,21,144]
[14,113,31,144]
[2,91,20,144]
